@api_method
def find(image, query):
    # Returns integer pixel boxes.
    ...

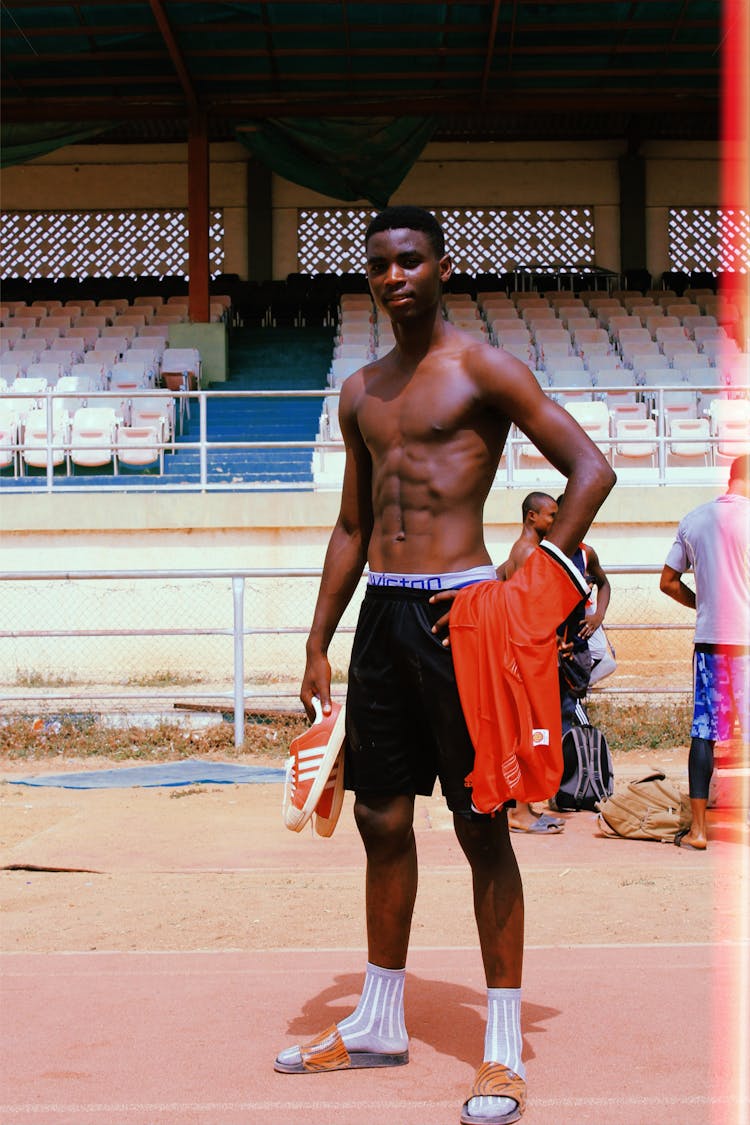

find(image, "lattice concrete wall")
[668,207,750,273]
[298,207,595,274]
[0,209,225,279]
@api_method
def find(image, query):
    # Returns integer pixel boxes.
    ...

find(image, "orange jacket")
[450,542,589,813]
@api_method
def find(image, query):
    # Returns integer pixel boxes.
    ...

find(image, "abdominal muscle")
[367,437,496,575]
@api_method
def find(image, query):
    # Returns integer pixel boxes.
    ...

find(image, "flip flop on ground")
[509,812,564,834]
[274,1024,409,1073]
[460,1061,527,1124]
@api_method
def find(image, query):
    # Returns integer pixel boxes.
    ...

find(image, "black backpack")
[554,724,614,811]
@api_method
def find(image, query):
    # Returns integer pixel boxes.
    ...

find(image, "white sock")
[467,987,525,1120]
[275,962,407,1069]
[337,962,408,1051]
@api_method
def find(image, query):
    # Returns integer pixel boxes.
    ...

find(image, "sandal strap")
[470,1062,527,1112]
[299,1024,351,1072]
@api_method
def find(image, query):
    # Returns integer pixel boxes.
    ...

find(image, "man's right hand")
[300,651,333,720]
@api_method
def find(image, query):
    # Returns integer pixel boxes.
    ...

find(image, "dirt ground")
[1,742,743,959]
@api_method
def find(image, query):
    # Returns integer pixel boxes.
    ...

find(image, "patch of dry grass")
[587,698,692,753]
[0,713,307,762]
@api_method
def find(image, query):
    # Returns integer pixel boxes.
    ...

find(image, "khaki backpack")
[596,769,692,842]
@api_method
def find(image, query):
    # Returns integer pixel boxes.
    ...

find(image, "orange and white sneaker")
[283,698,347,834]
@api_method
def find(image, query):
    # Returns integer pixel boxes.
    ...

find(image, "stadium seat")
[115,425,163,472]
[21,404,71,473]
[614,418,658,467]
[667,418,712,466]
[69,407,118,471]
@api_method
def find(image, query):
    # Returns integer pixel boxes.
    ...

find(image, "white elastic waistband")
[367,565,498,591]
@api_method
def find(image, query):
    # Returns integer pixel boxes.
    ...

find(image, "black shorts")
[345,584,477,814]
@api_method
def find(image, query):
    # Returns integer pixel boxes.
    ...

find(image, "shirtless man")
[274,206,615,1124]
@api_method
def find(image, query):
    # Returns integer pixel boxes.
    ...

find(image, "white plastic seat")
[101,327,136,346]
[26,324,63,348]
[662,341,700,366]
[21,405,71,472]
[655,326,688,347]
[115,425,163,472]
[25,361,63,387]
[130,393,176,442]
[77,316,107,332]
[161,348,201,388]
[614,418,658,466]
[564,400,611,432]
[546,355,585,372]
[621,340,660,369]
[109,364,150,394]
[114,313,148,330]
[66,325,97,350]
[0,359,25,382]
[667,418,711,465]
[716,418,750,462]
[0,326,26,348]
[55,374,95,413]
[707,397,750,433]
[69,407,118,471]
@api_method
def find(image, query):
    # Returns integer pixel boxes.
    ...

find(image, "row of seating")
[0,293,231,332]
[326,293,748,392]
[0,399,175,477]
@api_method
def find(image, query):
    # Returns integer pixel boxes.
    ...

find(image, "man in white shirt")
[660,455,749,849]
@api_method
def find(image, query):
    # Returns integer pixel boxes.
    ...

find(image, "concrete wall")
[0,139,719,282]
[0,483,720,574]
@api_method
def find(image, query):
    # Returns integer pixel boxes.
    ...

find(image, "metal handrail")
[0,564,693,745]
[1,381,747,492]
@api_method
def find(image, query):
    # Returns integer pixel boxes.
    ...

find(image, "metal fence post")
[232,576,245,748]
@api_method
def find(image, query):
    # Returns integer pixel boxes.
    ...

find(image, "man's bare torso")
[347,326,512,575]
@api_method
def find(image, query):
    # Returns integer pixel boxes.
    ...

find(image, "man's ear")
[439,253,452,283]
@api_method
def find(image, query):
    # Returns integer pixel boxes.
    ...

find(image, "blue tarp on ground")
[10,759,286,790]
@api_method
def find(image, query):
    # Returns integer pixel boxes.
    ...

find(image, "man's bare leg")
[274,794,415,1071]
[355,793,418,966]
[454,809,525,1121]
[676,737,714,850]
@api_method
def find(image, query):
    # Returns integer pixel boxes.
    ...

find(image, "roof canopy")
[1,1,720,142]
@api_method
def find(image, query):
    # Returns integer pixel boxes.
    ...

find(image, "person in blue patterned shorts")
[660,455,749,849]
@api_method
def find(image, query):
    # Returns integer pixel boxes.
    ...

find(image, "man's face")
[365,227,451,320]
[531,499,558,537]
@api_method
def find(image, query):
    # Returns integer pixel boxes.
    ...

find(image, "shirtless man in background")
[274,206,615,1124]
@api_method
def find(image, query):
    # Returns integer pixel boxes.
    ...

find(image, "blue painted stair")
[164,325,333,486]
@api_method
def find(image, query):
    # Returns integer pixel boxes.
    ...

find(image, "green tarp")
[237,116,436,209]
[1,122,112,169]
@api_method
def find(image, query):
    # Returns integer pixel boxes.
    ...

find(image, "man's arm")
[578,543,611,638]
[477,351,616,552]
[659,564,696,611]
[301,376,374,718]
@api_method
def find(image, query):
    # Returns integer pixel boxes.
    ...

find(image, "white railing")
[0,566,695,746]
[0,383,747,493]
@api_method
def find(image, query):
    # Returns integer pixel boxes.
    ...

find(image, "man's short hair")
[365,206,445,257]
[729,454,749,482]
[522,491,556,520]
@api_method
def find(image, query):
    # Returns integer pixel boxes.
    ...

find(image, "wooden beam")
[149,0,198,114]
[480,0,503,102]
[188,111,210,324]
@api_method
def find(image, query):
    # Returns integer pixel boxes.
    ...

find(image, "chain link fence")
[0,567,696,746]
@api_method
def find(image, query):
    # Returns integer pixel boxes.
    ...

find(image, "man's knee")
[454,809,513,863]
[353,793,415,853]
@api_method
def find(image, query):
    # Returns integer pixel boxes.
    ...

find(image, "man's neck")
[389,305,448,359]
